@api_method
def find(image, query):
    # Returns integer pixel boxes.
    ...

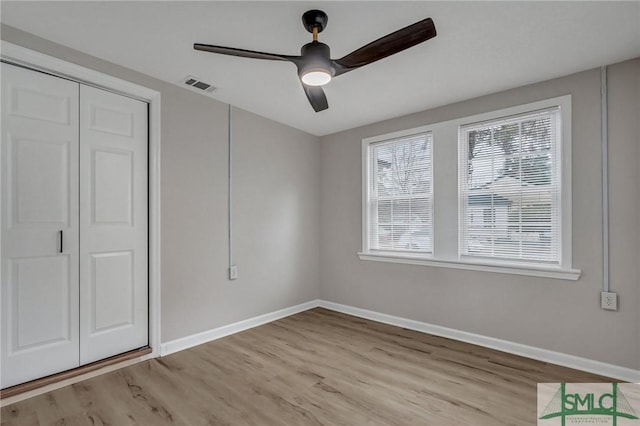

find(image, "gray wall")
[1,25,321,343]
[319,59,640,370]
[606,60,640,370]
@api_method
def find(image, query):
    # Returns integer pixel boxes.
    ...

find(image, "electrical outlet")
[601,291,617,311]
[229,265,238,280]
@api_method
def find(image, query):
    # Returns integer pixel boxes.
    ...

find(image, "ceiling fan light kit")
[300,70,332,87]
[194,9,436,112]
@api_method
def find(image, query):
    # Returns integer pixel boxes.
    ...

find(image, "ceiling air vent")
[182,75,216,93]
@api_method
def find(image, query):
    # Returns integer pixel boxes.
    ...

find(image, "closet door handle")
[59,230,63,254]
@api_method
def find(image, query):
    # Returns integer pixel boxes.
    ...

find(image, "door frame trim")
[1,41,162,360]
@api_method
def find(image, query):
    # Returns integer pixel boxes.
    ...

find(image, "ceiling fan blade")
[335,17,436,71]
[194,43,296,62]
[302,84,328,112]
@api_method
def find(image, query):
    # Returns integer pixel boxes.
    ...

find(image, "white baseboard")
[160,300,320,356]
[318,300,640,383]
[160,298,638,383]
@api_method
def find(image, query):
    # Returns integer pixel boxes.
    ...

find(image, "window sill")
[357,252,581,281]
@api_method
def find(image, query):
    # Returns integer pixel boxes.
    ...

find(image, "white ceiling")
[2,1,639,136]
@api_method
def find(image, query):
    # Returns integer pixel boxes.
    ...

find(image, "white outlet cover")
[229,265,238,280]
[600,291,617,311]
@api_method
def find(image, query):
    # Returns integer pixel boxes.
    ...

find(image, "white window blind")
[367,133,433,254]
[459,107,561,264]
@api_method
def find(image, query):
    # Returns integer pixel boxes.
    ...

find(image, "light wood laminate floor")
[1,308,612,425]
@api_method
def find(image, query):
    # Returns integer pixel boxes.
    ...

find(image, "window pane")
[376,225,392,250]
[392,224,409,250]
[460,108,561,264]
[377,200,392,223]
[411,198,430,223]
[392,199,410,223]
[369,132,433,253]
[521,118,552,153]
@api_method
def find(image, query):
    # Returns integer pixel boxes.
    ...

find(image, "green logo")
[539,383,639,425]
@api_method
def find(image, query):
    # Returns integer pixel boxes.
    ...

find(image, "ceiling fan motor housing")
[298,41,336,79]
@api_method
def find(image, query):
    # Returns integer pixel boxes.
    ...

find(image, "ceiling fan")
[194,10,436,112]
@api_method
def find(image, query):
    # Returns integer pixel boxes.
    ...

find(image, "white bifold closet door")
[1,63,148,388]
[79,85,148,365]
[1,63,81,388]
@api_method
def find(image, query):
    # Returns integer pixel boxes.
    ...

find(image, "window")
[459,107,562,265]
[363,130,433,255]
[359,96,579,280]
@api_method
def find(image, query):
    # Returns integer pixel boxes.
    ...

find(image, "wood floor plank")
[1,308,616,425]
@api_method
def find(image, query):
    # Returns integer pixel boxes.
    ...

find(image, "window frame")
[458,106,563,266]
[359,96,580,280]
[362,126,435,257]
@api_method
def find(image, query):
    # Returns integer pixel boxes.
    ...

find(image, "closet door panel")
[1,63,80,388]
[79,85,148,364]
